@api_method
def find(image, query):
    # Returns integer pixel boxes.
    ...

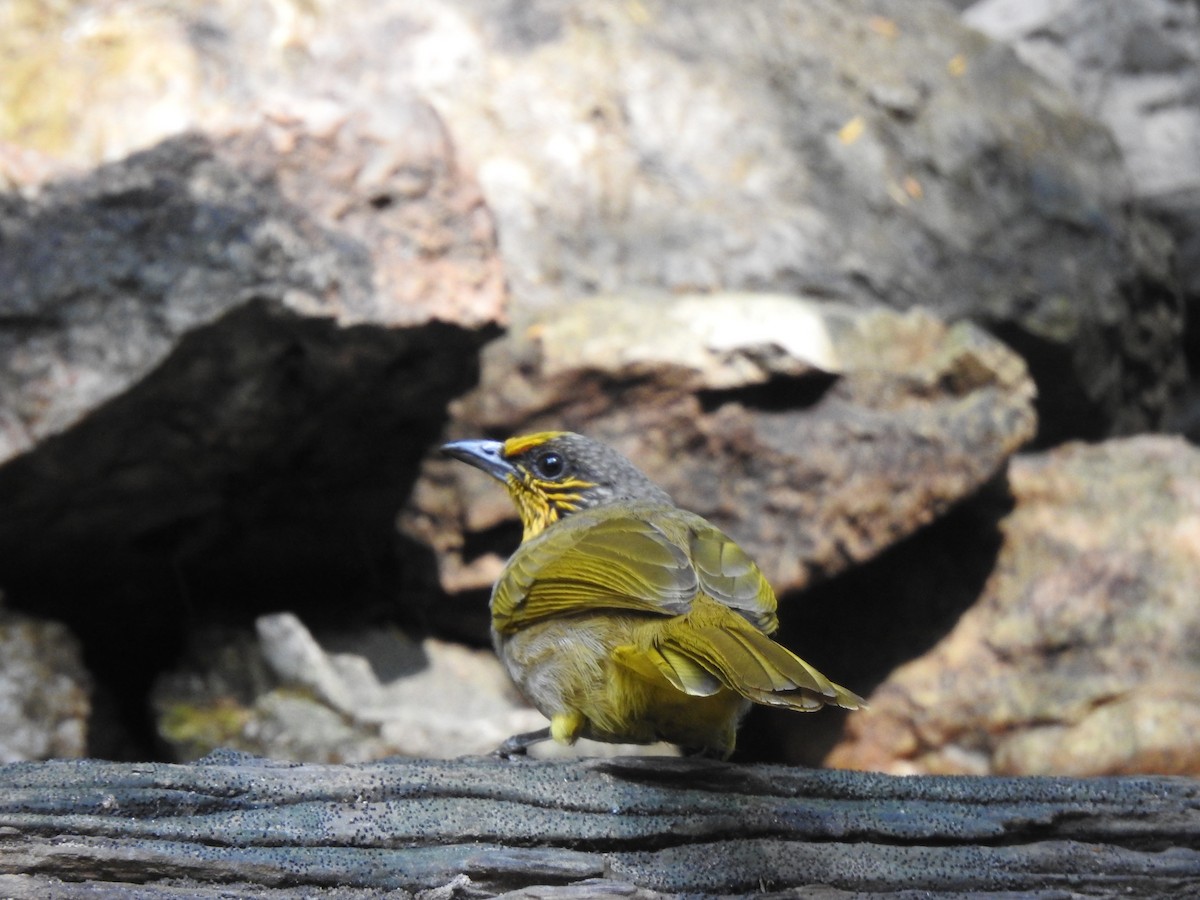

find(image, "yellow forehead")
[502,431,567,458]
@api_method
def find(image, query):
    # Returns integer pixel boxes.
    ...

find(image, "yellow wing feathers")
[686,521,779,633]
[619,597,864,713]
[492,511,699,632]
[497,505,864,714]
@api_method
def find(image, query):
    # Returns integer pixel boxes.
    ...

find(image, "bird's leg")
[493,727,552,759]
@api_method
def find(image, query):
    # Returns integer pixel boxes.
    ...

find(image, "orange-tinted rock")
[403,294,1036,621]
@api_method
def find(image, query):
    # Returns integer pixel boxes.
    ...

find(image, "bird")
[441,430,864,758]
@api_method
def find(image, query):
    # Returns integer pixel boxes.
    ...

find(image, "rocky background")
[0,0,1197,775]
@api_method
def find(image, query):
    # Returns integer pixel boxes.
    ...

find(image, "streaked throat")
[505,475,594,540]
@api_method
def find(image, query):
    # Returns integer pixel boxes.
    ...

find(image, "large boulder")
[397,0,1180,441]
[828,435,1200,776]
[0,0,1181,440]
[0,605,90,763]
[402,293,1037,637]
[963,0,1200,434]
[0,108,504,742]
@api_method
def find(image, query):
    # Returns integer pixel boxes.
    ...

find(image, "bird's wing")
[683,516,779,633]
[491,513,698,633]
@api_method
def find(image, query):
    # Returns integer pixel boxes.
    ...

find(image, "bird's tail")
[650,611,866,713]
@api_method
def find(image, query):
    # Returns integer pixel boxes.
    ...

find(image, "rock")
[153,614,537,762]
[963,0,1200,216]
[962,0,1200,428]
[0,0,1185,767]
[0,141,73,191]
[403,294,1037,621]
[827,435,1200,776]
[0,110,504,745]
[0,603,90,762]
[1,109,501,465]
[153,613,676,761]
[0,0,1178,440]
[398,0,1179,441]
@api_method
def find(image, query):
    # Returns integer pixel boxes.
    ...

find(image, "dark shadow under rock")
[736,473,1014,768]
[0,302,489,756]
[0,118,504,758]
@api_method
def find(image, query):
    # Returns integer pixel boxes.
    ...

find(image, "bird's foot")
[492,727,552,759]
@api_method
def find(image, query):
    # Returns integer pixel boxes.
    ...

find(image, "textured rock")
[0,606,90,762]
[828,435,1200,776]
[962,0,1200,433]
[0,0,1179,440]
[964,0,1200,220]
[0,140,71,191]
[400,0,1179,441]
[403,294,1037,613]
[0,0,1187,769]
[0,112,503,741]
[153,613,675,761]
[1,109,501,465]
[0,754,1196,897]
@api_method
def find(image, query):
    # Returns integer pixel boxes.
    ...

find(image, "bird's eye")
[533,451,566,479]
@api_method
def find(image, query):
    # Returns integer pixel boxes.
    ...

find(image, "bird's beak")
[440,439,516,482]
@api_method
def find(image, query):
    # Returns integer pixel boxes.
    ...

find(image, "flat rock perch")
[0,753,1196,897]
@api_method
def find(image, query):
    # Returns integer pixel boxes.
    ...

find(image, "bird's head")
[442,431,672,540]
